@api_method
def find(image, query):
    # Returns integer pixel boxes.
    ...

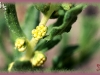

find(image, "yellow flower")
[30,51,46,67]
[15,37,27,52]
[32,25,47,40]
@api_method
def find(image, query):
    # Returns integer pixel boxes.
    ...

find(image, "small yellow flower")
[30,51,46,67]
[32,25,47,40]
[15,38,27,52]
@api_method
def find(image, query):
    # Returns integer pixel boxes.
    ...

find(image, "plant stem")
[39,4,60,26]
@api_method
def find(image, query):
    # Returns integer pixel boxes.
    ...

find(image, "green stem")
[25,38,38,59]
[39,4,60,26]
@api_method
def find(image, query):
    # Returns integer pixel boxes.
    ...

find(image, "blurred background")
[0,3,100,72]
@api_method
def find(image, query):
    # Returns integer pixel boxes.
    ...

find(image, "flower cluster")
[32,25,47,40]
[30,51,46,66]
[11,25,48,72]
[15,38,27,52]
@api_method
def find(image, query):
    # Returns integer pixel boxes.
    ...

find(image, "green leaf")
[4,3,26,39]
[34,15,64,52]
[45,4,84,41]
[22,5,40,40]
[35,35,62,52]
[79,39,100,63]
[79,16,99,46]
